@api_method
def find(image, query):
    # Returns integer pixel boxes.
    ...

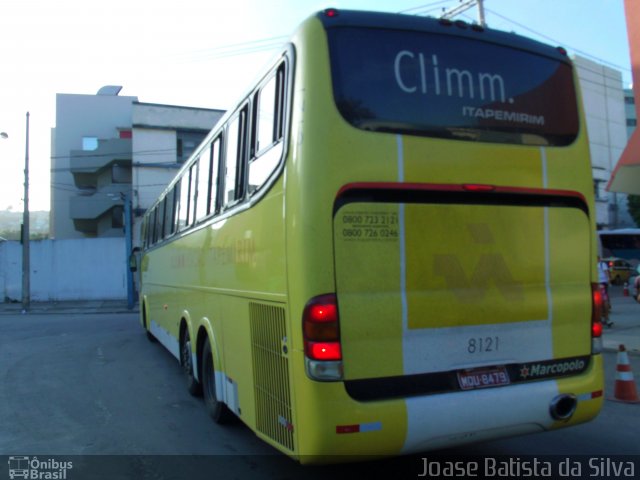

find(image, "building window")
[628,119,637,127]
[82,136,98,151]
[625,95,635,105]
[176,131,207,164]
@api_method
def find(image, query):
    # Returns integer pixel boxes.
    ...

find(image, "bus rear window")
[327,27,579,146]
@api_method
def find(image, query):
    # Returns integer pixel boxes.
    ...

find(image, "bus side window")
[209,137,221,215]
[147,210,154,247]
[195,144,212,222]
[176,170,191,232]
[163,187,176,238]
[249,63,285,195]
[189,162,198,225]
[223,107,247,207]
[154,198,166,243]
[150,207,158,245]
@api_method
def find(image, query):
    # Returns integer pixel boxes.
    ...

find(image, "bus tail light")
[324,8,339,18]
[591,283,603,353]
[303,294,343,381]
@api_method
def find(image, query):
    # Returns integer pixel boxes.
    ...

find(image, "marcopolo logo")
[520,359,586,380]
[8,456,73,480]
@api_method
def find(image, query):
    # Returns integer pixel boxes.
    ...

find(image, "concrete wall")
[574,55,629,228]
[0,238,126,302]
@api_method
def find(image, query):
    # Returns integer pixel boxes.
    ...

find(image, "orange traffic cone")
[611,344,640,403]
[623,282,629,296]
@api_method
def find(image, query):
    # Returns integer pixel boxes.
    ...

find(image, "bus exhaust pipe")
[549,394,577,421]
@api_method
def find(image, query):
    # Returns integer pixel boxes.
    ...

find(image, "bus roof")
[316,9,571,64]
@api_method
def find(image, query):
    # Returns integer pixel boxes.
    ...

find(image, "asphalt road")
[1,312,638,479]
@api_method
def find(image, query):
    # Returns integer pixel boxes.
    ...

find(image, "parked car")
[603,257,635,285]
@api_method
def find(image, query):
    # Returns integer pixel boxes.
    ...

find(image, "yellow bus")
[137,9,604,463]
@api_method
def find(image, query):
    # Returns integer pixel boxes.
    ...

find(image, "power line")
[170,3,461,63]
[484,7,631,74]
[400,0,456,15]
[50,147,180,161]
[168,35,289,64]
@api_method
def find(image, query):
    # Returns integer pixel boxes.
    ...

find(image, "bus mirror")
[129,247,140,272]
[129,252,137,272]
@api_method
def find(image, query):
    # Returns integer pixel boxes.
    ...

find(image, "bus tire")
[202,337,234,424]
[181,326,202,396]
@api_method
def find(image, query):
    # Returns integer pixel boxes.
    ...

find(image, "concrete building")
[626,88,637,139]
[131,103,224,244]
[573,56,631,229]
[50,88,137,239]
[50,87,224,240]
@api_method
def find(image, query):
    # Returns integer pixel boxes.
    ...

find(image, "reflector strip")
[336,425,359,434]
[577,390,603,401]
[336,421,382,434]
[616,371,635,381]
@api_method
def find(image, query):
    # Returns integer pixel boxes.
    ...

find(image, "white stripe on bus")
[402,380,558,453]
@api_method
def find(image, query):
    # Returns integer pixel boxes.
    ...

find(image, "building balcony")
[69,190,127,236]
[69,191,125,220]
[70,138,132,176]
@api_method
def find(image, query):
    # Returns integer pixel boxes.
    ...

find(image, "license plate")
[457,366,510,390]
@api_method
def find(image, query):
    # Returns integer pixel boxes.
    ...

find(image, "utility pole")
[441,0,487,28]
[477,0,486,27]
[22,112,30,312]
[123,192,134,309]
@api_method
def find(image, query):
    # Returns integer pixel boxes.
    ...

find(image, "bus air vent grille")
[249,302,294,452]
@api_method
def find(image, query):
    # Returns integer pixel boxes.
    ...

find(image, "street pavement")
[0,286,638,355]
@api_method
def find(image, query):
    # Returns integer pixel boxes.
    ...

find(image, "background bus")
[137,9,604,463]
[598,228,640,264]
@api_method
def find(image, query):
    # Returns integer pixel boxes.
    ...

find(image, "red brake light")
[307,342,342,361]
[463,184,495,192]
[303,294,342,361]
[324,8,339,17]
[591,284,602,336]
[308,303,337,323]
[592,321,603,338]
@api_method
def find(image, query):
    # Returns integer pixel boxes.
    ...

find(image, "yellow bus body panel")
[140,13,603,462]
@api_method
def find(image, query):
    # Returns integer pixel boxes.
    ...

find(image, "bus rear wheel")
[202,337,234,424]
[181,327,202,396]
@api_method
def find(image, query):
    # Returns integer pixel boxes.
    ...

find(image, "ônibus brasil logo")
[8,456,73,480]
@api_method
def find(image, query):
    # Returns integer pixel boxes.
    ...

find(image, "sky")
[0,0,633,212]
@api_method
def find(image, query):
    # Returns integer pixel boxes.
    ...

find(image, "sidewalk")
[0,299,138,315]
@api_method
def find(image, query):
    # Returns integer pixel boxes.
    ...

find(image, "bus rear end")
[286,10,603,462]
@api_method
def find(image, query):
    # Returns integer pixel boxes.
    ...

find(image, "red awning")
[608,128,640,194]
[607,0,639,195]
